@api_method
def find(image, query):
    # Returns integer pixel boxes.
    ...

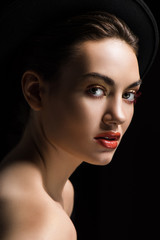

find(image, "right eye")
[86,85,106,99]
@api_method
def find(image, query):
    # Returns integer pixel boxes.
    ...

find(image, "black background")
[70,1,160,239]
[0,1,159,240]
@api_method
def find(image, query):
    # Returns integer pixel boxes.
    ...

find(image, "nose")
[102,96,127,126]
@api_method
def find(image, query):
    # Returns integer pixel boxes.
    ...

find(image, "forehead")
[57,38,140,89]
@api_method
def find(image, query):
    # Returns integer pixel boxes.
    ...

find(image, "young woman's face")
[40,38,141,165]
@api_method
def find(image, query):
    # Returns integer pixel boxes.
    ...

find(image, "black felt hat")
[0,0,159,79]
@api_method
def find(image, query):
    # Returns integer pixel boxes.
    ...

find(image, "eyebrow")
[82,72,142,88]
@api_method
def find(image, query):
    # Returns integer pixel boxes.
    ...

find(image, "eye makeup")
[85,84,107,99]
[133,90,142,104]
[79,72,142,103]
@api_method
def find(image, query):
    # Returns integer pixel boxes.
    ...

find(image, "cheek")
[42,96,100,143]
[55,97,101,135]
[122,105,134,134]
[41,97,104,161]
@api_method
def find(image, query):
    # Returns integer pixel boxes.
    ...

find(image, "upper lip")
[94,131,121,141]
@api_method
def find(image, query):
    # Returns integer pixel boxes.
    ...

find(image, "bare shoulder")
[62,179,75,217]
[0,194,77,240]
[0,164,77,240]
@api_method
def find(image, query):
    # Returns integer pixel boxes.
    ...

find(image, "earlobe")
[21,71,43,111]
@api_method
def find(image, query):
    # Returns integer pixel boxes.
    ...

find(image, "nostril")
[102,113,113,122]
[102,112,126,126]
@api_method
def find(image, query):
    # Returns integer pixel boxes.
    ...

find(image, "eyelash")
[122,91,142,104]
[86,85,141,104]
[134,91,142,103]
[86,85,107,99]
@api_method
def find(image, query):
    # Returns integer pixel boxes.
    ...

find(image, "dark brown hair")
[13,11,139,82]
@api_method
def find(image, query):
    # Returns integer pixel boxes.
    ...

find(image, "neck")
[18,116,82,203]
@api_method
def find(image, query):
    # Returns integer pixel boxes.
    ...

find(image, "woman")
[0,0,159,239]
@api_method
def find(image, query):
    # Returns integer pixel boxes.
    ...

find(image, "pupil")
[124,93,130,98]
[91,88,97,94]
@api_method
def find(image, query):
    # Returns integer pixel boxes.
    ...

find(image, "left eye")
[123,92,135,102]
[87,87,105,98]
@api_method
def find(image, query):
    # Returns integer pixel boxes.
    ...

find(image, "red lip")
[94,132,121,149]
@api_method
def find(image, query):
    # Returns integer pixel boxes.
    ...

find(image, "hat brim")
[0,0,159,79]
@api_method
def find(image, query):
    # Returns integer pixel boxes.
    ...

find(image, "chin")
[86,151,116,166]
[95,156,113,166]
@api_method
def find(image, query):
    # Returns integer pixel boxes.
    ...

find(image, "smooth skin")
[0,38,141,239]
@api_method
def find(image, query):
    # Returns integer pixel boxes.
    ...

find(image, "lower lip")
[95,139,118,149]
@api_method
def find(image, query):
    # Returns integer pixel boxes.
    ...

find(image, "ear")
[21,71,44,111]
